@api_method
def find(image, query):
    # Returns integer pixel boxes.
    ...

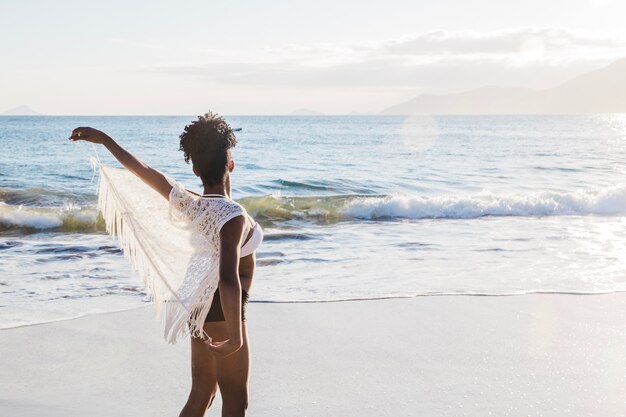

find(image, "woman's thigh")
[189,335,218,390]
[204,322,250,395]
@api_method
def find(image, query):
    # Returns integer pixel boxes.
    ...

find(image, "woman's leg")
[179,335,219,417]
[206,321,250,417]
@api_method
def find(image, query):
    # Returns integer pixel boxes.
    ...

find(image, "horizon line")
[2,113,626,117]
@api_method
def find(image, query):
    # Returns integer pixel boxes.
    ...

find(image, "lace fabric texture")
[96,164,245,343]
[166,177,246,342]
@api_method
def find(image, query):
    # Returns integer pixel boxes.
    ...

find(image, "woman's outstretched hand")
[67,127,173,200]
[205,336,243,357]
[68,127,111,145]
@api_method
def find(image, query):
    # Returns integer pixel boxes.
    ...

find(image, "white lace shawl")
[95,164,245,344]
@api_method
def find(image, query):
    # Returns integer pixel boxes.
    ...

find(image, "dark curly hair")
[179,112,237,187]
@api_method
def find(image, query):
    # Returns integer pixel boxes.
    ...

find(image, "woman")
[69,113,262,417]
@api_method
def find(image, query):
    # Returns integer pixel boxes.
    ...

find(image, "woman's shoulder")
[210,197,246,215]
[176,196,252,244]
[201,198,246,230]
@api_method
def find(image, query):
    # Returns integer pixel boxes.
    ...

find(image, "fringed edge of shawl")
[163,277,220,342]
[94,163,211,344]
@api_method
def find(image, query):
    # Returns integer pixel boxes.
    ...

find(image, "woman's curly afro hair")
[179,112,237,187]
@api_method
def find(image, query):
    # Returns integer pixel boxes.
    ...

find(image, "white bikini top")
[200,193,263,258]
[240,221,263,258]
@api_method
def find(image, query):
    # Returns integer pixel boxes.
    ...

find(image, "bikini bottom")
[204,288,249,322]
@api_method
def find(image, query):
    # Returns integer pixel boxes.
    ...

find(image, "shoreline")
[5,289,626,331]
[3,294,626,416]
[4,288,626,331]
[0,303,149,331]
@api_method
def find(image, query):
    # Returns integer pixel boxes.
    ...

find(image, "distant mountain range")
[7,58,626,117]
[381,58,626,115]
[1,105,42,116]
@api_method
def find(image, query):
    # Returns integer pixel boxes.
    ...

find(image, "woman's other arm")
[206,215,246,357]
[69,127,172,200]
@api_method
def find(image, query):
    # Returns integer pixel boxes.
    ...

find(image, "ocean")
[2,115,626,328]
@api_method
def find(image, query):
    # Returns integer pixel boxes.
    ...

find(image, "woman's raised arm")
[69,127,173,200]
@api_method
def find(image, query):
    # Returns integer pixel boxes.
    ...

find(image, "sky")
[1,0,626,115]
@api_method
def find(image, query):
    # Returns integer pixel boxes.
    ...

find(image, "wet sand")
[2,294,626,416]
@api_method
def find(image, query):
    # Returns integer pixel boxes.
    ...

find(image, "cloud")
[126,27,626,94]
[262,27,626,66]
[377,27,626,56]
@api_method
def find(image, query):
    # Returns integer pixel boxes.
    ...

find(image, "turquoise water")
[2,115,626,327]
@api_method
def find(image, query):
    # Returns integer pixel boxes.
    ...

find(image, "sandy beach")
[2,294,626,416]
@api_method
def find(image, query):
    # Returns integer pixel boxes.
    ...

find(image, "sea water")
[2,115,626,328]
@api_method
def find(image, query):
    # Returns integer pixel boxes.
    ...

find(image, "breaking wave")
[244,184,626,221]
[3,184,626,233]
[0,202,103,233]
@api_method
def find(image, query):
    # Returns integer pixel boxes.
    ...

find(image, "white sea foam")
[3,184,626,230]
[343,184,626,220]
[0,202,98,230]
